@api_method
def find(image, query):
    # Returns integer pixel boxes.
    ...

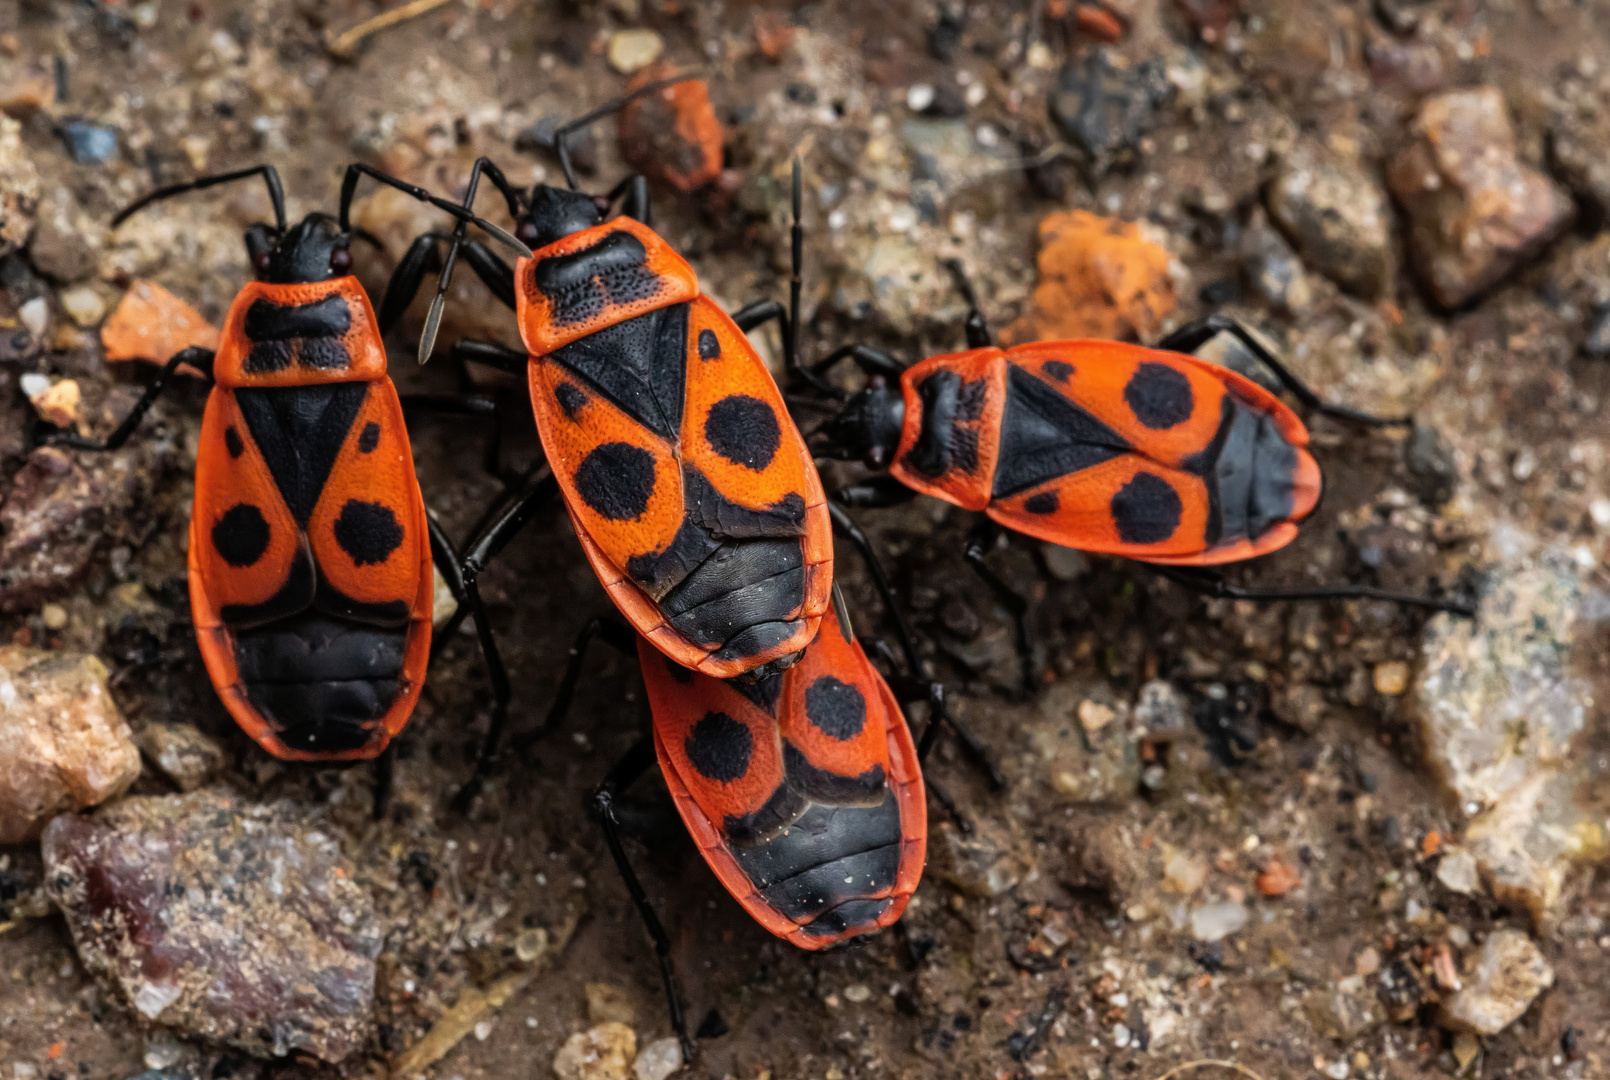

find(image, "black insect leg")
[941,257,992,349]
[371,743,396,822]
[552,74,696,190]
[510,614,636,753]
[599,174,652,225]
[591,736,695,1063]
[962,519,1039,697]
[450,338,529,376]
[400,393,507,483]
[1146,563,1477,618]
[832,503,1007,791]
[834,474,919,509]
[54,346,215,451]
[434,468,560,811]
[1154,315,1412,428]
[376,231,451,336]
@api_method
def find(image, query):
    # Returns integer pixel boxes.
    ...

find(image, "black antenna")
[551,72,703,191]
[337,162,530,258]
[113,164,287,231]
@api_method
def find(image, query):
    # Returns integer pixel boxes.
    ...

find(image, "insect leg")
[833,475,919,508]
[1145,563,1476,618]
[376,231,449,335]
[828,503,921,674]
[401,393,507,483]
[509,614,636,753]
[450,338,529,376]
[599,174,652,225]
[53,345,215,451]
[806,344,906,394]
[591,736,695,1064]
[1155,315,1413,428]
[962,519,1040,697]
[371,743,396,822]
[941,258,992,349]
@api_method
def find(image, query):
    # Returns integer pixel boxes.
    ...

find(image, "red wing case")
[642,603,924,948]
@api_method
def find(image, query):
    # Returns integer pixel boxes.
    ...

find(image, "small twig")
[1150,1061,1269,1080]
[324,0,456,59]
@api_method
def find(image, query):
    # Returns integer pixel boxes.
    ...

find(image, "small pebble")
[59,285,107,327]
[1436,846,1482,895]
[18,296,47,337]
[632,1038,682,1080]
[58,120,117,163]
[1372,661,1409,696]
[39,603,67,630]
[906,84,935,112]
[1190,901,1248,942]
[843,984,871,1003]
[1077,699,1115,733]
[608,29,664,74]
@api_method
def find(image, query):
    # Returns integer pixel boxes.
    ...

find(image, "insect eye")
[516,221,540,244]
[329,247,352,272]
[252,251,272,271]
[865,445,886,468]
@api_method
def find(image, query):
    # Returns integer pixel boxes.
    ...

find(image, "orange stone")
[100,280,219,374]
[1002,210,1176,345]
[620,63,724,194]
[1074,4,1125,42]
[1255,859,1301,897]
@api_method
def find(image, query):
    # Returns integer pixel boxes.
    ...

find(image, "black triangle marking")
[236,382,369,526]
[991,365,1133,500]
[548,303,688,441]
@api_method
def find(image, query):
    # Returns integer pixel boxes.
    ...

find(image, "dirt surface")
[1,2,1609,1079]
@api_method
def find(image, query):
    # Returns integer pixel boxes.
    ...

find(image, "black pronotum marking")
[698,328,721,360]
[1124,362,1195,430]
[244,295,352,341]
[1042,359,1074,383]
[530,230,666,328]
[574,441,657,521]
[333,500,404,566]
[705,394,781,472]
[1110,472,1183,545]
[686,710,753,783]
[357,422,380,453]
[991,365,1132,499]
[212,503,270,567]
[235,382,369,525]
[903,370,988,478]
[549,303,688,440]
[299,338,350,370]
[554,381,588,420]
[804,676,867,741]
[244,340,293,374]
[1023,491,1059,515]
[224,425,245,458]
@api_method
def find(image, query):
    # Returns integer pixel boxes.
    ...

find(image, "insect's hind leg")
[54,346,214,452]
[509,614,636,754]
[1145,562,1477,618]
[1154,315,1412,428]
[591,736,696,1064]
[962,519,1040,698]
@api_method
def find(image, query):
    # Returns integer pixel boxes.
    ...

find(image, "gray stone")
[44,789,382,1061]
[136,723,227,792]
[1438,930,1554,1036]
[1239,208,1313,315]
[1267,140,1392,298]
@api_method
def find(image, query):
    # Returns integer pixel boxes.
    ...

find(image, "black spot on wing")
[212,503,270,567]
[1023,490,1059,515]
[1042,359,1074,383]
[554,381,588,420]
[235,382,369,526]
[574,441,657,522]
[1110,472,1183,545]
[333,500,404,566]
[686,711,753,783]
[705,394,781,472]
[1124,361,1195,429]
[804,676,867,741]
[698,328,720,360]
[358,422,380,453]
[244,295,352,341]
[549,303,687,440]
[992,365,1131,499]
[224,425,245,458]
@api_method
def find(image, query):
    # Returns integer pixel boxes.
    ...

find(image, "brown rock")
[1439,929,1554,1035]
[29,188,106,283]
[0,438,179,613]
[1267,140,1392,298]
[43,789,382,1061]
[619,63,723,194]
[0,115,40,257]
[101,279,220,368]
[1388,88,1574,308]
[136,723,227,792]
[0,60,55,116]
[1001,210,1176,344]
[0,647,140,843]
[552,1022,636,1080]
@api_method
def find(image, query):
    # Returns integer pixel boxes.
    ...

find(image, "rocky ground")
[0,1,1608,1079]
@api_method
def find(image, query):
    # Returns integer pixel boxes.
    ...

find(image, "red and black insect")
[58,163,524,773]
[806,263,1472,685]
[380,84,833,686]
[540,584,931,1058]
